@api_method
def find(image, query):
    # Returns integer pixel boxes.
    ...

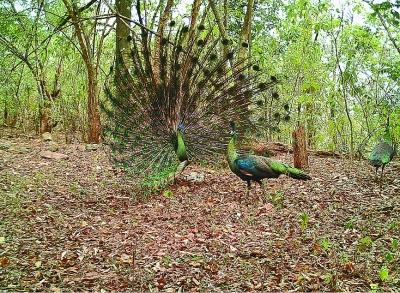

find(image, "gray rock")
[47,142,59,152]
[0,142,11,150]
[42,132,52,142]
[12,146,31,154]
[183,171,205,183]
[40,151,68,160]
[85,144,100,151]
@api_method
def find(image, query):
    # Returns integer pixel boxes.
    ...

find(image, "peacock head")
[177,122,185,133]
[229,121,237,137]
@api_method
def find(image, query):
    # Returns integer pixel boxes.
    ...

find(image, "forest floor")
[1,131,400,292]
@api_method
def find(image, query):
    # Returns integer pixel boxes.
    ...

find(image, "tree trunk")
[115,0,132,83]
[39,104,52,133]
[62,0,101,143]
[293,126,309,169]
[87,71,101,143]
[238,0,254,64]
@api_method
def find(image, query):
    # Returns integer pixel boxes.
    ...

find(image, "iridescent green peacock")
[103,16,277,187]
[227,121,311,199]
[368,117,396,179]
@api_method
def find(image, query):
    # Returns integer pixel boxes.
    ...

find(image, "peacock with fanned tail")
[227,122,311,199]
[103,15,277,186]
[368,117,395,179]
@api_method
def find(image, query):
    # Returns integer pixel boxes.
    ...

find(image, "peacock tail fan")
[102,20,278,185]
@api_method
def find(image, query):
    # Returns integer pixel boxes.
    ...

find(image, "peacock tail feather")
[103,17,277,182]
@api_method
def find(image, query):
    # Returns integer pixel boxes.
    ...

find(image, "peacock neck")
[227,134,238,170]
[176,130,188,162]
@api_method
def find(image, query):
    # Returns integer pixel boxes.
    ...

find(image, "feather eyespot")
[126,35,132,42]
[203,69,211,76]
[252,65,260,71]
[284,104,290,111]
[241,42,249,48]
[256,100,263,106]
[210,53,217,61]
[284,115,291,121]
[222,38,230,45]
[169,20,176,27]
[161,37,168,45]
[181,26,189,33]
[197,39,205,46]
[176,45,183,52]
[258,82,267,90]
[270,75,277,82]
[198,24,205,30]
[272,92,279,99]
[226,52,234,59]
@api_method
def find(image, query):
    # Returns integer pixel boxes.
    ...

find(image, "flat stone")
[42,132,52,142]
[0,142,11,150]
[47,141,59,152]
[85,144,100,151]
[40,151,68,160]
[183,171,205,183]
[11,146,31,154]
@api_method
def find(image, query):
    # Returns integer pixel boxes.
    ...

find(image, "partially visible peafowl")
[368,117,395,180]
[227,122,311,199]
[103,12,277,186]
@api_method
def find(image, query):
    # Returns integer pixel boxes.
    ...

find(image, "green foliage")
[378,265,389,282]
[358,236,373,251]
[299,212,310,231]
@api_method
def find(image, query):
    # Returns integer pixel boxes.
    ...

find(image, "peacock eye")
[284,104,290,111]
[161,37,168,45]
[197,39,205,46]
[226,52,234,59]
[272,92,279,99]
[222,38,230,45]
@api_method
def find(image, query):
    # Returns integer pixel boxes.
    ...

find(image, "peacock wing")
[236,155,277,178]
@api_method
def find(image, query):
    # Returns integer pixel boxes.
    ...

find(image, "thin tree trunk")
[238,0,254,64]
[62,0,101,143]
[115,0,132,84]
[293,126,309,169]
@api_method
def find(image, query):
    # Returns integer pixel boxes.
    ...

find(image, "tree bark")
[115,0,132,84]
[62,0,101,143]
[238,0,254,64]
[293,126,309,169]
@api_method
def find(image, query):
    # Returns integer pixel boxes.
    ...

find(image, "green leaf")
[379,266,389,282]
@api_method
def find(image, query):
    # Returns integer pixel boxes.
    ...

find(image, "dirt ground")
[1,132,399,291]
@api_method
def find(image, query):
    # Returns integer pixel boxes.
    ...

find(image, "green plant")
[391,238,398,250]
[299,212,310,231]
[384,251,394,262]
[320,238,333,251]
[358,236,373,251]
[378,265,389,282]
[344,216,358,230]
[269,191,285,208]
[163,190,173,198]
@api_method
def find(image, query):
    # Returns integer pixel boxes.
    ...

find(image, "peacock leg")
[380,165,385,182]
[259,181,266,203]
[246,181,251,197]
